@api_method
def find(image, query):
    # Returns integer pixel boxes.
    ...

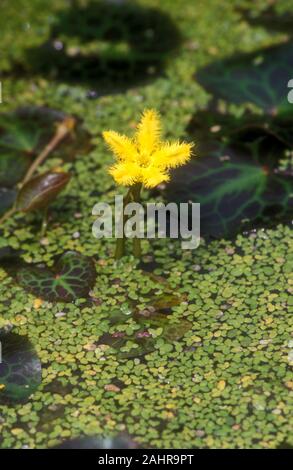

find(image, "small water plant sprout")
[103,109,194,259]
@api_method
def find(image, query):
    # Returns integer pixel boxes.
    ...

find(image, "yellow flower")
[103,109,194,188]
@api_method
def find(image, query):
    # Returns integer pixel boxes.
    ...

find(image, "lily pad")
[166,133,293,238]
[0,332,41,404]
[197,42,293,114]
[16,251,96,302]
[16,171,71,213]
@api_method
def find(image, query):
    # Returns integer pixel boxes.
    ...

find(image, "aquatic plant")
[103,109,194,259]
[0,117,75,233]
[16,171,71,235]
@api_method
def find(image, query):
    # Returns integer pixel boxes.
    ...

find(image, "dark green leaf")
[0,106,92,162]
[0,114,40,153]
[0,153,31,188]
[16,251,96,302]
[197,42,293,114]
[166,136,293,238]
[188,108,293,150]
[0,332,41,404]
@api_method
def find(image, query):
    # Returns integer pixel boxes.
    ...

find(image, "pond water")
[0,0,292,450]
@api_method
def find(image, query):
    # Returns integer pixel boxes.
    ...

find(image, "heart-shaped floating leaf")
[17,251,96,302]
[53,434,138,449]
[16,171,71,213]
[166,133,293,238]
[188,108,293,148]
[197,42,293,114]
[0,106,92,162]
[0,332,41,404]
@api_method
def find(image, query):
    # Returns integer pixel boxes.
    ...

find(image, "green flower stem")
[115,187,132,260]
[114,183,142,260]
[130,183,142,259]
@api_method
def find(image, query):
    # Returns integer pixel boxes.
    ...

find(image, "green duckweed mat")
[0,0,292,449]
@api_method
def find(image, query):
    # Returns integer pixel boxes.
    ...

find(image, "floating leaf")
[0,106,91,216]
[189,108,293,149]
[166,134,293,238]
[197,42,293,114]
[16,171,71,213]
[0,332,41,404]
[16,251,96,302]
[260,112,293,149]
[0,153,31,188]
[0,107,92,163]
[0,113,40,153]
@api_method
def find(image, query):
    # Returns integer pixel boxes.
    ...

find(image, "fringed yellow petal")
[152,141,194,169]
[103,131,138,162]
[103,110,196,189]
[136,109,161,154]
[141,166,170,188]
[108,162,141,187]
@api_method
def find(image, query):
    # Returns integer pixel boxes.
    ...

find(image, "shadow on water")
[160,5,293,240]
[7,0,182,93]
